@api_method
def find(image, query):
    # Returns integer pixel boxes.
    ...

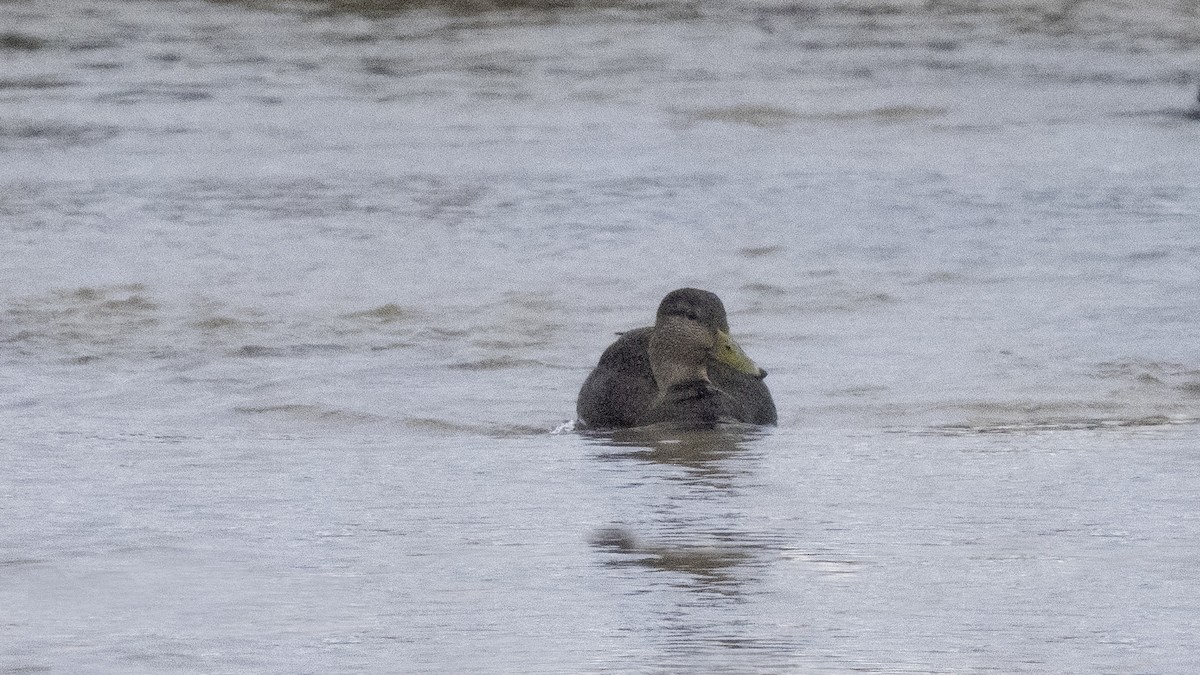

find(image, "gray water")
[4,0,1200,672]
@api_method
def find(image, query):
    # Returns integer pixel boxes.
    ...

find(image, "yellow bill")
[714,330,765,378]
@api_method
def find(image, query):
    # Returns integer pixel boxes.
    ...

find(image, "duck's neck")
[650,357,709,391]
[647,324,711,391]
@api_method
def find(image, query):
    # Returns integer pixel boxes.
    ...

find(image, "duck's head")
[648,288,765,389]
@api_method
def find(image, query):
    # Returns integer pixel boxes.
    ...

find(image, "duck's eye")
[684,310,699,321]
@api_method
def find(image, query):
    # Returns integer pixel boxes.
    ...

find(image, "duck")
[576,288,777,428]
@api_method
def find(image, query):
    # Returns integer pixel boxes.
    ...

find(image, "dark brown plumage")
[576,288,777,428]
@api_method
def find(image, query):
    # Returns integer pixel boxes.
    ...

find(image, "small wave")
[403,416,556,437]
[551,419,579,434]
[1093,360,1200,382]
[233,403,386,424]
[0,120,120,147]
[808,105,949,123]
[0,32,48,51]
[738,246,785,259]
[741,281,787,296]
[446,355,548,370]
[342,303,414,323]
[0,76,75,90]
[676,103,799,129]
[230,345,290,358]
[0,557,48,568]
[230,343,349,358]
[95,86,213,104]
[918,415,1195,436]
[191,316,257,331]
[4,285,159,349]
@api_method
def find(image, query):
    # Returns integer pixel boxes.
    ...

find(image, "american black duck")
[576,288,776,428]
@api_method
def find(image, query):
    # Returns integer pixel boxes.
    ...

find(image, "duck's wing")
[711,362,778,425]
[636,380,726,429]
[576,327,656,428]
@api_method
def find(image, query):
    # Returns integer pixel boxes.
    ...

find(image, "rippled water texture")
[3,1,1200,672]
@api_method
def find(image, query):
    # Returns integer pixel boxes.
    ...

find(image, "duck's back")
[576,328,656,428]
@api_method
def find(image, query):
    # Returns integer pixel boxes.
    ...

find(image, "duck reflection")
[583,423,800,660]
[584,424,773,593]
[590,526,755,594]
[585,423,769,486]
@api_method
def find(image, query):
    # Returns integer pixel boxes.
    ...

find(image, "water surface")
[3,0,1200,672]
